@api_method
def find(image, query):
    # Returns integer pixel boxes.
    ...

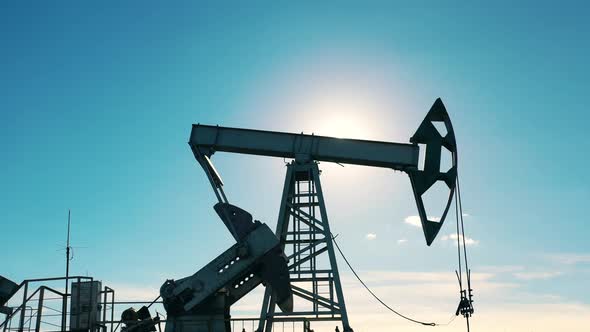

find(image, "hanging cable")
[332,235,454,327]
[330,170,474,330]
[457,177,471,287]
[453,170,474,331]
[455,181,463,291]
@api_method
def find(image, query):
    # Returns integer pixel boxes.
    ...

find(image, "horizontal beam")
[271,311,341,317]
[190,124,418,170]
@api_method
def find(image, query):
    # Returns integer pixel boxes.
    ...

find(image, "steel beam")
[190,125,418,170]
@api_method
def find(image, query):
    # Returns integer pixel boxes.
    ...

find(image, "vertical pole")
[27,307,33,331]
[18,282,28,332]
[63,210,71,332]
[88,280,94,332]
[311,164,352,332]
[76,278,81,330]
[110,290,114,332]
[35,288,44,332]
[309,171,318,315]
[102,288,107,329]
[61,293,67,331]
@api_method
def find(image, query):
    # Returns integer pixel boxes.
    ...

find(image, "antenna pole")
[64,210,71,329]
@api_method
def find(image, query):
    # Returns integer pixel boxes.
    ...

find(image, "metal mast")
[63,209,71,331]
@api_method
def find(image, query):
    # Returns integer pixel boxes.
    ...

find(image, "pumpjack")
[0,98,466,332]
[155,98,458,332]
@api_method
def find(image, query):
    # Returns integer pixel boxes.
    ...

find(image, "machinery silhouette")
[0,98,472,332]
[159,98,458,332]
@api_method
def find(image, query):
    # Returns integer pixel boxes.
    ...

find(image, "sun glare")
[299,95,380,140]
[318,114,367,139]
[257,57,409,143]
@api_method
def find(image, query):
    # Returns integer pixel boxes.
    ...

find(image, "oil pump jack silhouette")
[155,98,471,332]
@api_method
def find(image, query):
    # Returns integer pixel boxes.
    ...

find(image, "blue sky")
[2,2,589,331]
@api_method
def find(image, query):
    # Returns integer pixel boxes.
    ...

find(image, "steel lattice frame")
[258,162,352,332]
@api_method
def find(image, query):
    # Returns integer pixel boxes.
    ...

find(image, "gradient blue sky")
[2,2,589,331]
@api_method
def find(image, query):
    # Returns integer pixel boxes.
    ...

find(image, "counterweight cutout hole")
[441,145,454,173]
[431,121,448,137]
[418,144,427,171]
[422,181,449,223]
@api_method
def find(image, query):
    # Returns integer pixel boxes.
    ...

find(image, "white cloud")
[478,265,525,274]
[366,233,377,240]
[441,233,479,246]
[397,239,407,245]
[548,253,590,265]
[404,215,422,227]
[344,270,495,284]
[462,212,470,217]
[513,271,564,280]
[108,283,159,301]
[404,215,439,227]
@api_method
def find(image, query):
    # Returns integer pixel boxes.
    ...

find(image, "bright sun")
[318,114,368,139]
[299,95,378,139]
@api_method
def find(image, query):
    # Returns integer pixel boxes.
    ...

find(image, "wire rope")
[332,235,454,327]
